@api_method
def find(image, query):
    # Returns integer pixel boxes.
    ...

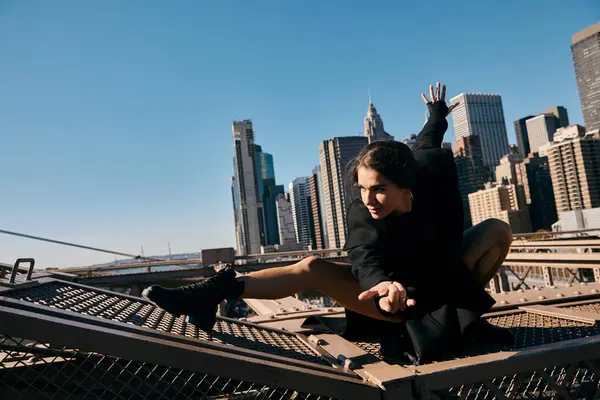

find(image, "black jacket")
[343,102,495,319]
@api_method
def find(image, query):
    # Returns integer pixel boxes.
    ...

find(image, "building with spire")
[364,100,394,144]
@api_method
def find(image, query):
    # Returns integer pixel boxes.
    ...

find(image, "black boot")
[142,267,244,331]
[463,318,515,346]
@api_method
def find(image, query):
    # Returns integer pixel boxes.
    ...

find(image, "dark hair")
[349,141,418,189]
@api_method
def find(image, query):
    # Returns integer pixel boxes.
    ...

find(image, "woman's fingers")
[435,82,440,101]
[387,284,401,313]
[358,288,379,301]
[441,84,447,102]
[421,92,430,104]
[429,85,435,103]
[379,297,393,313]
[447,101,461,115]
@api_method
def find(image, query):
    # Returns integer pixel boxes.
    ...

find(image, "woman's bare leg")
[238,256,402,322]
[462,218,513,285]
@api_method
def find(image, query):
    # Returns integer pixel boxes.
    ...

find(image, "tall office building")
[231,120,265,255]
[364,101,394,144]
[526,114,560,154]
[261,152,275,181]
[320,137,368,249]
[276,193,296,246]
[514,115,535,158]
[450,93,510,166]
[541,106,570,128]
[309,167,327,249]
[469,183,532,234]
[262,179,284,245]
[257,150,284,246]
[454,136,489,228]
[571,22,600,132]
[545,125,600,213]
[518,153,557,231]
[289,177,314,246]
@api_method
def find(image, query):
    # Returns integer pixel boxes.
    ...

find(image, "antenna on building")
[141,246,144,257]
[168,242,172,258]
[368,87,372,104]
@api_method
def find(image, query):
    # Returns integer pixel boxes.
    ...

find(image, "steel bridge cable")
[0,228,161,262]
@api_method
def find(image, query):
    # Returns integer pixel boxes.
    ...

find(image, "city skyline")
[1,2,598,267]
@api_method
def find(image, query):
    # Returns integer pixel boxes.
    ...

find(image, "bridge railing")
[490,236,600,293]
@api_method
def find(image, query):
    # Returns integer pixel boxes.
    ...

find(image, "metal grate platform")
[352,308,600,365]
[4,281,329,366]
[5,274,600,398]
[433,360,600,400]
[0,335,338,400]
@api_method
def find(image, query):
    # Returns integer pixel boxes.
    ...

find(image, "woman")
[143,83,514,362]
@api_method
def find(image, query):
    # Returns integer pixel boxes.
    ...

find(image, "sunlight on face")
[357,167,412,219]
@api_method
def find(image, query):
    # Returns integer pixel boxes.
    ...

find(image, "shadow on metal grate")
[352,310,600,365]
[5,281,328,366]
[431,360,600,399]
[0,335,338,400]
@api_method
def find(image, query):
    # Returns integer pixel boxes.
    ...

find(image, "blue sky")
[1,1,598,268]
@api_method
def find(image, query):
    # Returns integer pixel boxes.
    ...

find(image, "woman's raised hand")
[421,82,460,116]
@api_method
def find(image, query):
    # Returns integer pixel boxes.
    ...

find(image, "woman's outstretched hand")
[421,82,460,116]
[358,281,416,314]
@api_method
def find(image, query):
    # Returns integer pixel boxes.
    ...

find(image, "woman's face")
[357,167,413,219]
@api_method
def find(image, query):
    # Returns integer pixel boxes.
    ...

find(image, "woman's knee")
[292,255,323,275]
[484,218,513,250]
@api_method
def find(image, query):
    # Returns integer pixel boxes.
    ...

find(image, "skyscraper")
[320,137,368,249]
[258,151,284,246]
[309,166,327,249]
[541,106,570,128]
[514,115,535,158]
[450,93,510,167]
[364,101,394,144]
[525,114,560,154]
[231,120,265,256]
[545,126,600,213]
[454,136,489,228]
[276,193,296,246]
[571,22,600,132]
[261,152,275,181]
[519,153,557,231]
[262,179,284,245]
[289,177,313,246]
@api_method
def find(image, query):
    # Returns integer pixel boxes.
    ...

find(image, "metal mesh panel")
[0,335,337,400]
[4,282,328,365]
[431,360,600,399]
[566,302,600,314]
[353,311,600,364]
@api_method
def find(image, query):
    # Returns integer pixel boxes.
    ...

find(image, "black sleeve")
[412,101,449,151]
[343,202,391,291]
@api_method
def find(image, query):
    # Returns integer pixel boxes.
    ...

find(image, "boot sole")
[142,288,217,331]
[141,288,183,318]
